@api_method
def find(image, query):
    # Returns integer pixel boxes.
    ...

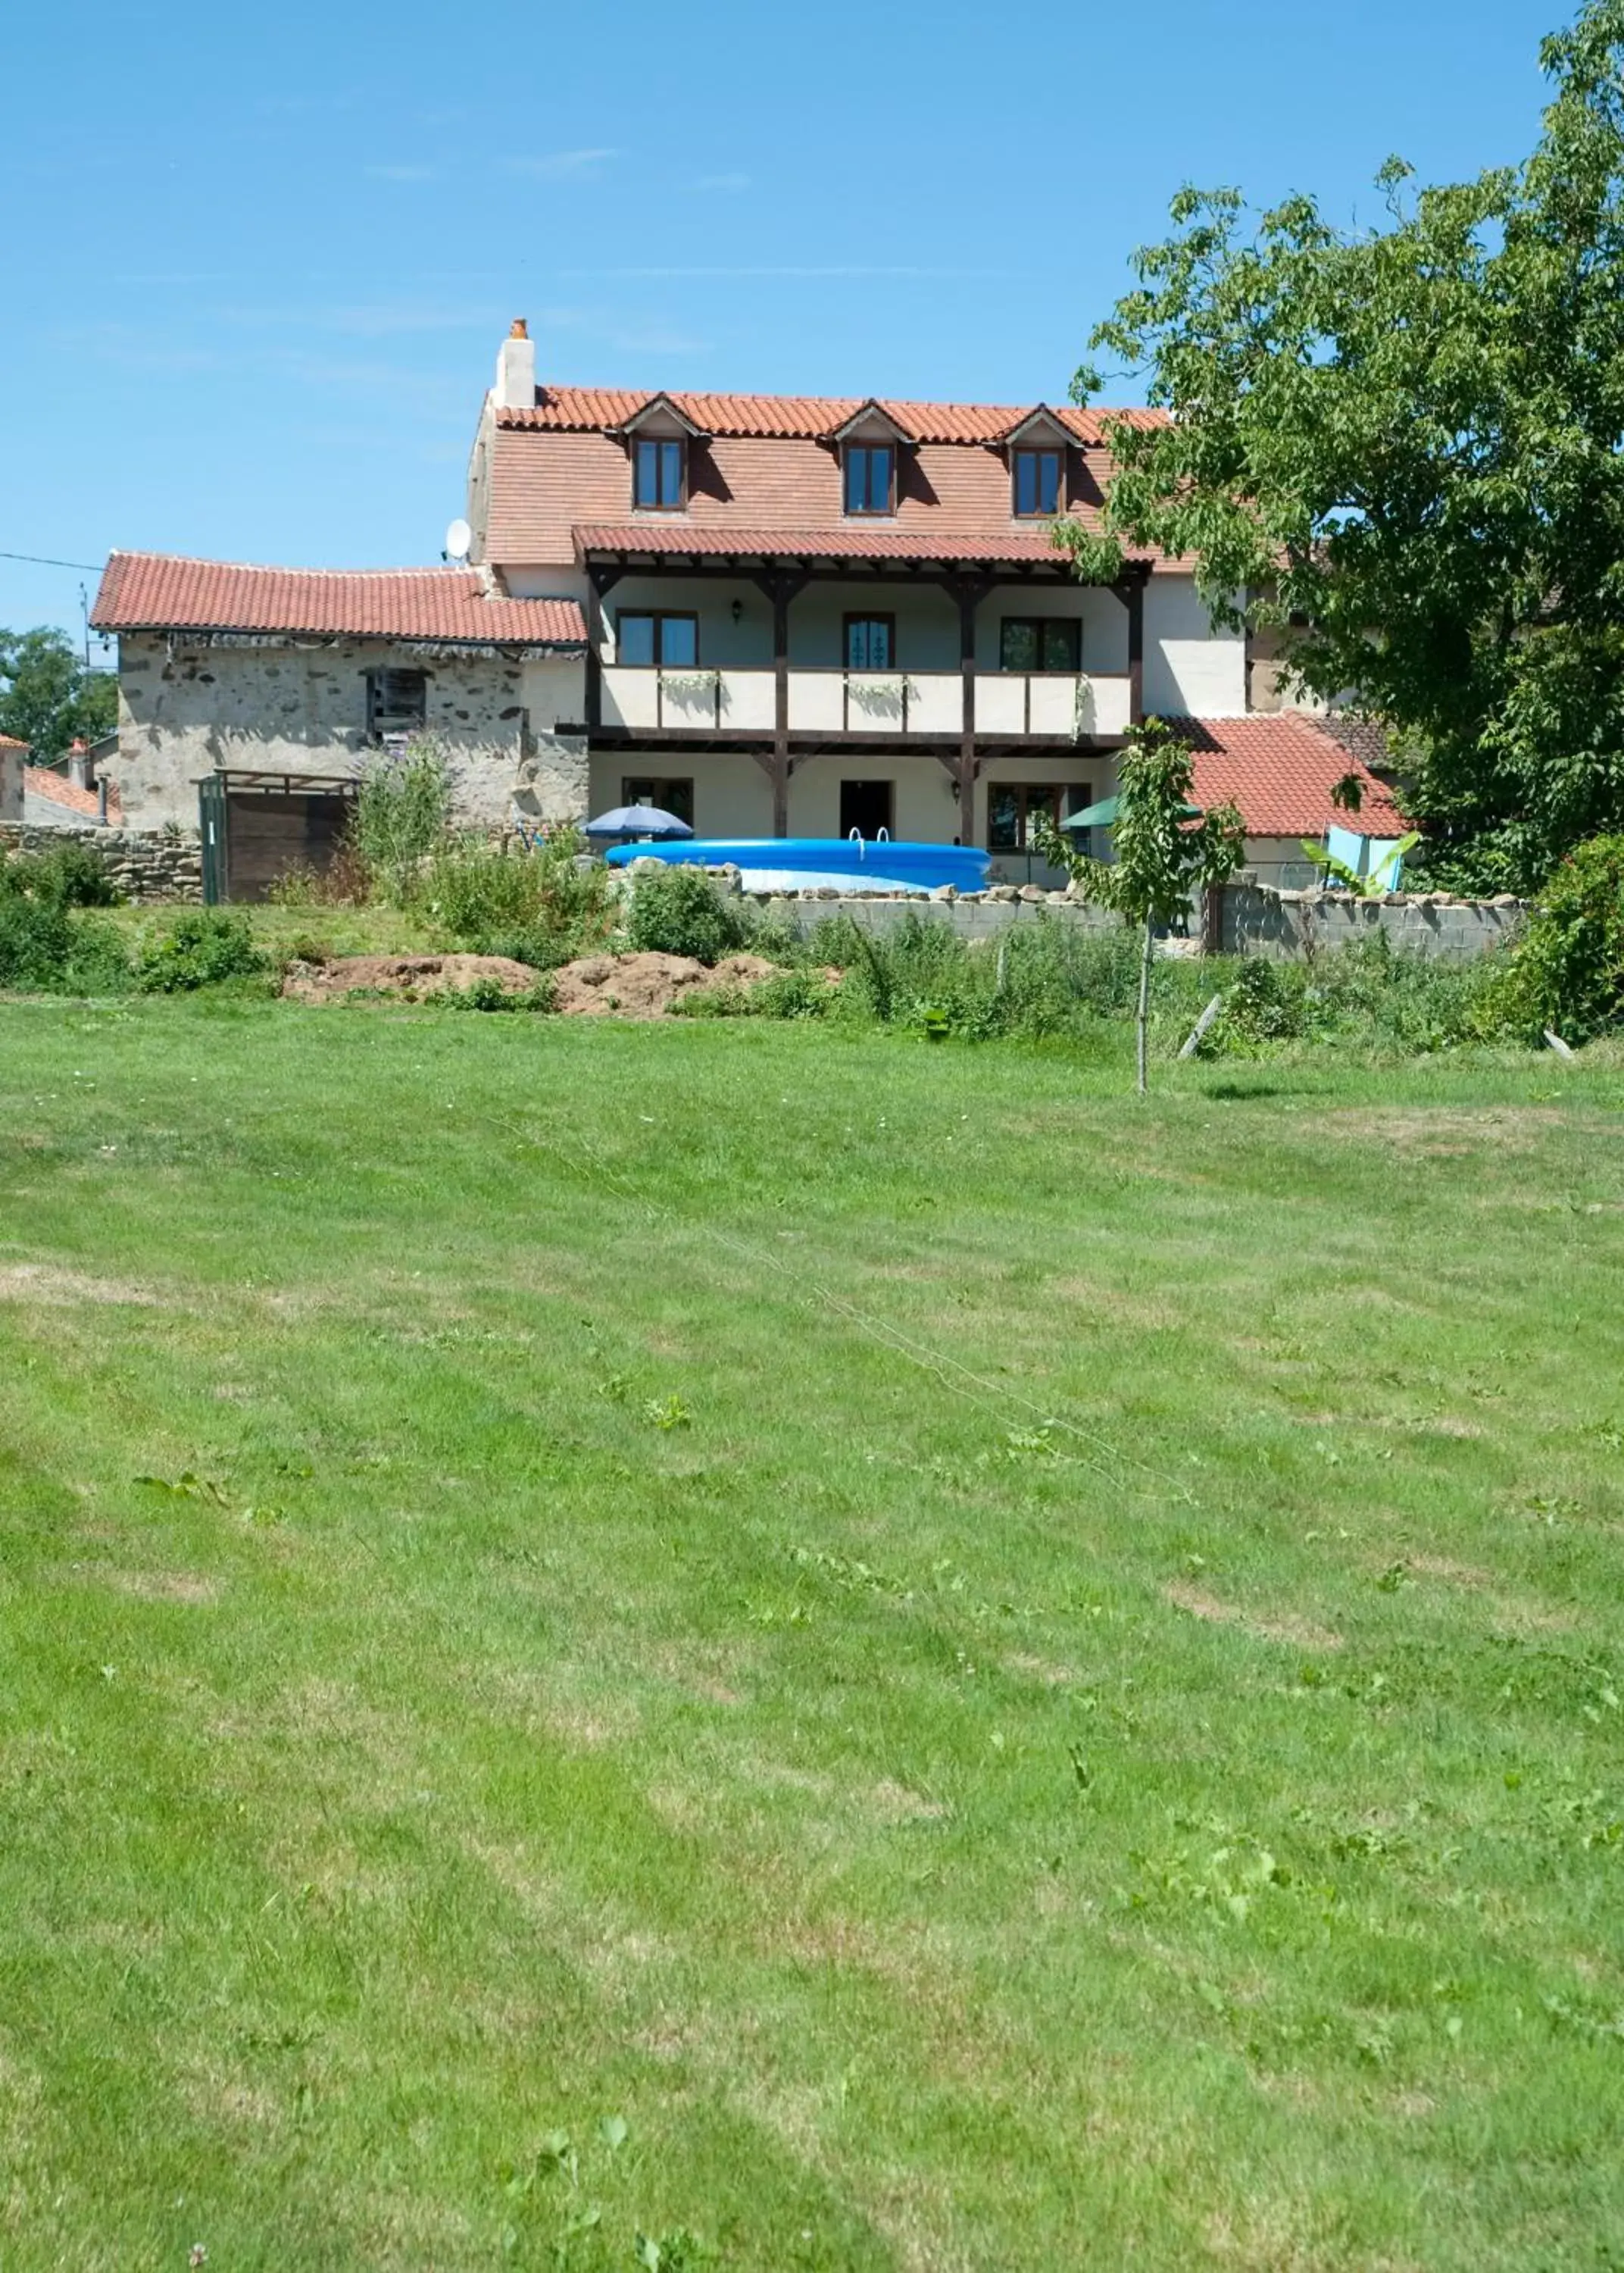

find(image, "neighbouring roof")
[24,765,121,822]
[91,552,586,647]
[1174,714,1406,839]
[497,388,1170,446]
[0,733,30,750]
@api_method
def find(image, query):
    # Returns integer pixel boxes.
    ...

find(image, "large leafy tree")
[1060,0,1624,892]
[0,628,117,764]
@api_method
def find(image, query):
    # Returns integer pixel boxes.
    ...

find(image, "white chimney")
[494,317,536,411]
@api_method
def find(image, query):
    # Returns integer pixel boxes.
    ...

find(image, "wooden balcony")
[597,664,1132,746]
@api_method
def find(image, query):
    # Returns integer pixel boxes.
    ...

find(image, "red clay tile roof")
[24,765,122,821]
[1174,714,1405,839]
[91,552,586,646]
[0,733,29,750]
[572,522,1160,567]
[497,388,1168,446]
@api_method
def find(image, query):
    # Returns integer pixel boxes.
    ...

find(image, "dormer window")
[844,445,895,517]
[617,395,705,511]
[633,436,686,511]
[1013,447,1062,518]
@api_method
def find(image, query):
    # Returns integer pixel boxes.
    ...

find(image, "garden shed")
[198,770,358,904]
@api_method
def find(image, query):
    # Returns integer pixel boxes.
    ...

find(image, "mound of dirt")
[551,952,782,1018]
[282,953,541,1003]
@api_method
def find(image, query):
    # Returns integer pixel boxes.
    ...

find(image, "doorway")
[839,779,893,839]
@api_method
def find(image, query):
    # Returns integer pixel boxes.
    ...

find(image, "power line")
[0,549,103,572]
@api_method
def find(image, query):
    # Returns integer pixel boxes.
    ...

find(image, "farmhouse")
[91,320,1398,888]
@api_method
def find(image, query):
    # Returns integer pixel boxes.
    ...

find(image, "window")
[622,776,695,827]
[844,614,895,669]
[988,783,1087,852]
[1012,448,1063,518]
[632,436,685,511]
[844,444,895,517]
[616,611,698,667]
[1000,617,1082,673]
[365,667,427,741]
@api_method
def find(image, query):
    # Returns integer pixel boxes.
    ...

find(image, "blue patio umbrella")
[583,805,694,840]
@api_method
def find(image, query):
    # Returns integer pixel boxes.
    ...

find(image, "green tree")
[1035,719,1244,1093]
[1059,0,1624,893]
[0,627,117,763]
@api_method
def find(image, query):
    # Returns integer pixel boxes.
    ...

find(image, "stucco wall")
[1145,576,1246,717]
[110,633,589,831]
[587,747,1110,870]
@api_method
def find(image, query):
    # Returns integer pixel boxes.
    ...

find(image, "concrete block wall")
[1219,882,1525,960]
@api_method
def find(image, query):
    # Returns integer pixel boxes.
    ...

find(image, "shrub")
[424,827,616,969]
[136,910,270,994]
[1204,934,1512,1056]
[349,739,453,899]
[673,967,838,1020]
[442,971,557,1013]
[1493,833,1624,1044]
[805,911,1157,1041]
[0,896,130,993]
[626,865,752,964]
[267,845,372,908]
[0,838,123,908]
[29,840,120,907]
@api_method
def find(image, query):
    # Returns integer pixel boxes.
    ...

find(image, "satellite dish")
[445,516,472,563]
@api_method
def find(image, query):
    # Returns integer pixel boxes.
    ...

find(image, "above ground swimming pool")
[603,836,990,894]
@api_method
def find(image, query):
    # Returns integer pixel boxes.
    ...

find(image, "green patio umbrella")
[1060,793,1203,830]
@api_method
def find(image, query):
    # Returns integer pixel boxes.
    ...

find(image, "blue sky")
[2,0,1560,651]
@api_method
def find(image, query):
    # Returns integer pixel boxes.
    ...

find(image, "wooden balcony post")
[753,567,808,837]
[948,574,992,840]
[1119,568,1147,726]
[585,564,622,732]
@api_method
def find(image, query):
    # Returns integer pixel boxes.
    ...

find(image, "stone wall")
[110,633,588,832]
[1218,880,1524,960]
[0,744,23,823]
[0,821,203,902]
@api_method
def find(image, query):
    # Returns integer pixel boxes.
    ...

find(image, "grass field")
[2,997,1622,2271]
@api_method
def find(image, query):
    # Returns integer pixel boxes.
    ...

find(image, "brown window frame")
[631,434,687,513]
[987,782,1085,853]
[615,610,700,667]
[999,616,1082,674]
[842,442,897,518]
[621,775,695,827]
[364,666,429,742]
[843,612,897,670]
[1012,446,1063,519]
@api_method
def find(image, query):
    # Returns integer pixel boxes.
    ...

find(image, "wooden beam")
[583,565,623,731]
[944,571,995,839]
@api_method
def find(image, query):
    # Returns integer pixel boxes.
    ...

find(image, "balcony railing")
[599,664,1132,740]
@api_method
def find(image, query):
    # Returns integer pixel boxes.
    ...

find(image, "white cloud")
[693,171,750,193]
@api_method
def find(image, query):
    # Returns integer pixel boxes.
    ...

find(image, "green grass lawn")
[2,999,1622,2272]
